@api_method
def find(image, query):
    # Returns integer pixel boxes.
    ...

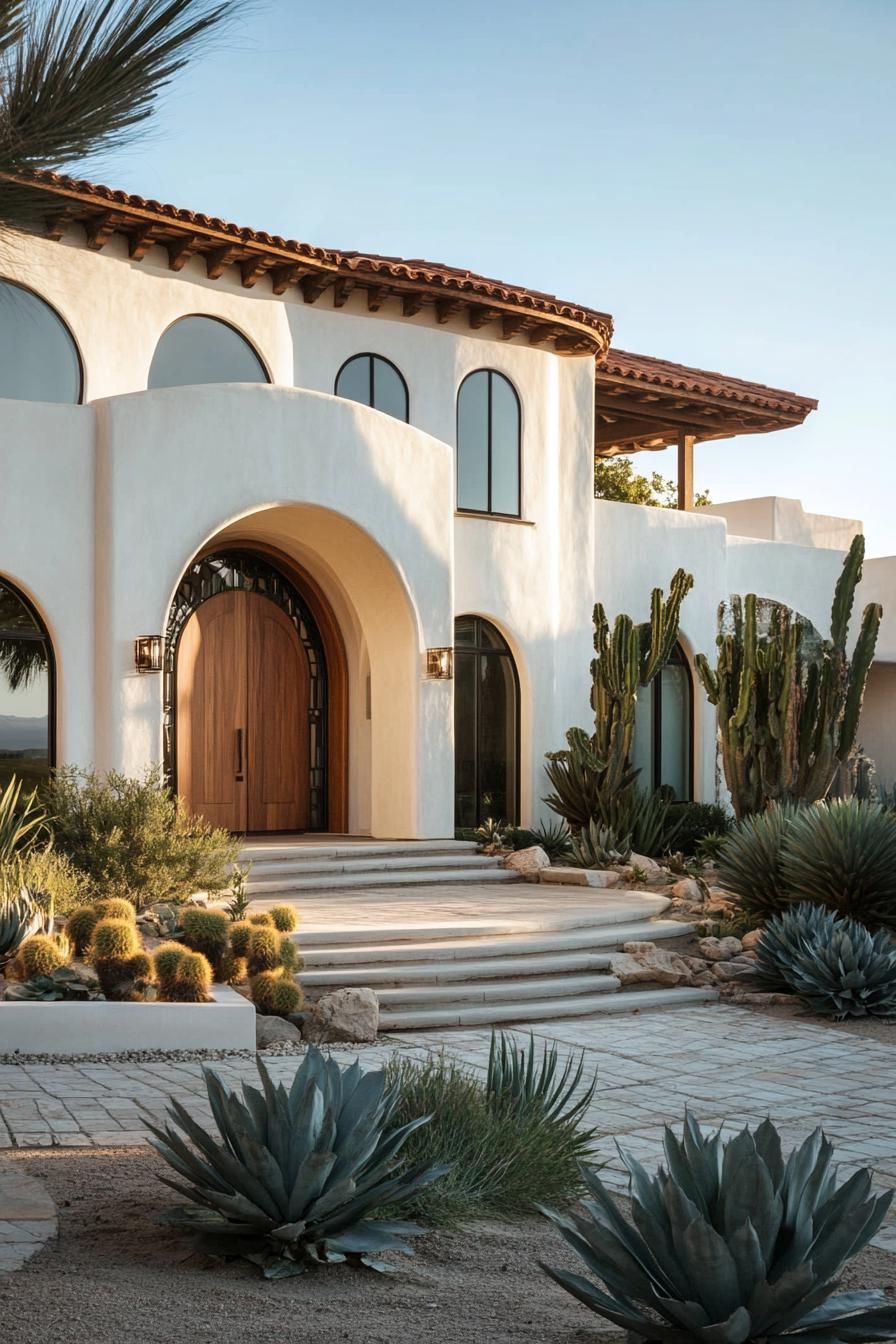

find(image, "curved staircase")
[240,839,518,895]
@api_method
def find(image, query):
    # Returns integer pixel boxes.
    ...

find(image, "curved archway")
[148,315,269,390]
[632,640,694,800]
[0,279,82,403]
[164,549,345,832]
[454,614,520,828]
[0,575,55,789]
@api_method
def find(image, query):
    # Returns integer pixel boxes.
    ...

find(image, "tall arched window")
[0,578,54,790]
[0,280,81,403]
[148,316,268,389]
[456,369,520,516]
[454,616,519,827]
[632,643,693,799]
[335,354,408,422]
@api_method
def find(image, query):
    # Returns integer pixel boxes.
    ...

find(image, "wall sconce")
[426,647,454,679]
[134,635,164,673]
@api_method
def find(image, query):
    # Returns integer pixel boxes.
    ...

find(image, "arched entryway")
[164,550,347,833]
[454,615,520,828]
[0,575,55,791]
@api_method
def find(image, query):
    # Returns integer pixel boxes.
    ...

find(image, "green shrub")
[540,1115,896,1343]
[45,766,240,911]
[147,1050,448,1277]
[755,902,896,1019]
[716,802,803,921]
[662,800,732,856]
[385,1041,596,1225]
[13,846,91,916]
[782,799,896,927]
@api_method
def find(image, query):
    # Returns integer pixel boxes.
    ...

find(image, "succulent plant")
[222,863,252,921]
[540,1114,896,1344]
[90,917,147,999]
[246,924,281,976]
[716,803,803,921]
[220,951,247,985]
[754,903,896,1019]
[17,932,67,979]
[0,881,47,966]
[146,1050,449,1277]
[269,904,298,933]
[153,941,189,997]
[248,912,274,927]
[529,818,573,862]
[250,969,302,1017]
[229,919,253,957]
[487,1031,597,1160]
[65,904,100,956]
[0,776,46,863]
[92,897,137,923]
[169,950,213,1003]
[278,933,300,973]
[570,818,632,869]
[180,907,229,978]
[4,965,103,1002]
[781,800,896,929]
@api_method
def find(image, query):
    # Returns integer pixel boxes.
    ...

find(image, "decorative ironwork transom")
[163,550,328,829]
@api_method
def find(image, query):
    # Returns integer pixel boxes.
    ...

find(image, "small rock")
[615,941,691,987]
[540,867,621,888]
[629,853,663,876]
[671,877,704,905]
[697,935,743,962]
[303,987,379,1044]
[609,953,657,986]
[255,1015,303,1048]
[712,960,753,982]
[504,846,550,881]
[741,929,763,952]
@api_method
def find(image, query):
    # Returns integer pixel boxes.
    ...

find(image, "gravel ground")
[3,1148,895,1344]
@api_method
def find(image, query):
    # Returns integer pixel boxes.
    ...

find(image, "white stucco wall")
[699,496,863,550]
[859,664,896,793]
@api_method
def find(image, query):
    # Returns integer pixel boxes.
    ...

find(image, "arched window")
[0,578,54,790]
[456,369,520,516]
[632,643,693,799]
[334,354,408,422]
[0,280,81,403]
[454,616,519,827]
[148,316,268,389]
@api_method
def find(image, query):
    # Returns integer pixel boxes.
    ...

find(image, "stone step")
[299,918,692,963]
[379,985,719,1031]
[246,866,521,895]
[299,948,616,987]
[239,839,480,864]
[367,972,623,1008]
[245,853,505,882]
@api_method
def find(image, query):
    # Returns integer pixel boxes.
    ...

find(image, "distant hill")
[0,714,47,752]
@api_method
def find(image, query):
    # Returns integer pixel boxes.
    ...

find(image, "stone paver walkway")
[1,1004,895,1253]
[0,1169,56,1271]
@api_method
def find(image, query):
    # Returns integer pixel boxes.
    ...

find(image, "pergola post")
[677,431,695,511]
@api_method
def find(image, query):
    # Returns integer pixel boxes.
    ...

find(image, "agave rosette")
[146,1048,449,1277]
[540,1114,896,1343]
[755,903,896,1019]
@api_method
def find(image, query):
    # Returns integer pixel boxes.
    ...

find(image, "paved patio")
[1,1003,895,1252]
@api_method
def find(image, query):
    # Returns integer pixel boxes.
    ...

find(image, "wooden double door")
[176,590,309,832]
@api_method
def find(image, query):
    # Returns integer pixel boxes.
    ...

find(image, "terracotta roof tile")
[601,349,817,417]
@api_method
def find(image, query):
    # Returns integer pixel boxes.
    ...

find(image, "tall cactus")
[695,534,882,817]
[590,568,695,794]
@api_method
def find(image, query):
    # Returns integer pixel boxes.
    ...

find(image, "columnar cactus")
[696,535,882,817]
[588,567,695,794]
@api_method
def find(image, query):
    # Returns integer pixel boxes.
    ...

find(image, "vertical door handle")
[235,727,244,781]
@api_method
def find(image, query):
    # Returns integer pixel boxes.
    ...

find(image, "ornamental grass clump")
[540,1114,896,1344]
[754,903,896,1020]
[146,1050,449,1278]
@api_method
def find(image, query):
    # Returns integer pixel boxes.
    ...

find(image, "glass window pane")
[0,584,40,632]
[372,358,407,421]
[0,281,80,404]
[659,663,690,799]
[489,373,520,515]
[454,616,478,648]
[632,685,654,791]
[335,355,371,405]
[478,654,517,822]
[0,643,49,791]
[457,371,489,511]
[454,651,477,828]
[148,317,267,389]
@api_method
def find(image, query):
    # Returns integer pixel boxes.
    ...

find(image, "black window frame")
[0,576,56,782]
[453,615,521,828]
[456,368,521,518]
[639,642,694,800]
[334,353,409,423]
[148,314,271,389]
[0,277,83,405]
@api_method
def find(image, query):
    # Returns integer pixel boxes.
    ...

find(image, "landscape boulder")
[671,877,704,906]
[504,845,550,881]
[303,987,379,1044]
[614,940,693,987]
[697,935,743,962]
[256,1014,303,1048]
[628,853,664,877]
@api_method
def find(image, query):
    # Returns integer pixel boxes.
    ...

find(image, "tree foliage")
[594,455,711,508]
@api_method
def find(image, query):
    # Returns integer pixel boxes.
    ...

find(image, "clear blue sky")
[86,0,895,554]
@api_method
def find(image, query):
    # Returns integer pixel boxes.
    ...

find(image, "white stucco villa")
[1,171,894,841]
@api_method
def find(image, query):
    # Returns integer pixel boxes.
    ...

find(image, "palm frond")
[0,0,237,228]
